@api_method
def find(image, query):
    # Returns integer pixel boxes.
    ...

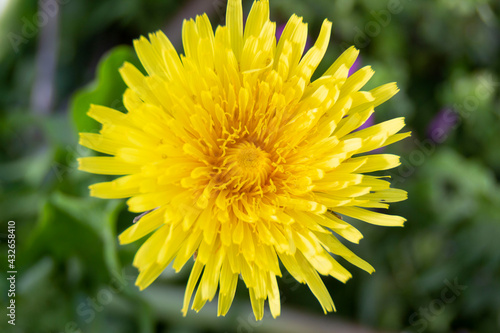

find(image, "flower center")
[222,142,272,191]
[237,145,264,168]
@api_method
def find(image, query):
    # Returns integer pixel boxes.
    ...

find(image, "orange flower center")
[215,141,272,193]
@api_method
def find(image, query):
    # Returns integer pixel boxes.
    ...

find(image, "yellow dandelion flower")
[78,0,410,320]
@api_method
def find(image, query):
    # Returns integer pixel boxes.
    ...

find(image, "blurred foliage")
[1,0,499,332]
[71,46,141,133]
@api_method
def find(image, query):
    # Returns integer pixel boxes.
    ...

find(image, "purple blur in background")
[276,24,285,40]
[357,113,375,132]
[348,56,362,77]
[427,108,459,143]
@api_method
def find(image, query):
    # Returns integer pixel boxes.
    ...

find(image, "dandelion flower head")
[78,0,410,320]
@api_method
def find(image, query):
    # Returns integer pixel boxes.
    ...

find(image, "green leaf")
[70,45,141,134]
[27,192,124,285]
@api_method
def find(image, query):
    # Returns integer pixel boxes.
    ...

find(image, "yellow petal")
[244,0,270,41]
[133,224,169,271]
[275,15,308,78]
[339,66,374,98]
[359,188,408,203]
[314,232,374,274]
[266,272,281,318]
[295,252,335,313]
[218,259,239,316]
[199,246,224,301]
[136,261,169,291]
[79,133,123,155]
[119,62,160,105]
[335,206,406,227]
[78,156,140,175]
[172,229,202,272]
[323,45,359,77]
[294,19,332,82]
[127,191,171,213]
[370,82,400,107]
[227,0,244,61]
[89,180,139,199]
[133,36,165,78]
[158,224,189,266]
[119,207,165,245]
[355,154,401,173]
[249,287,265,320]
[182,260,205,316]
[87,104,129,126]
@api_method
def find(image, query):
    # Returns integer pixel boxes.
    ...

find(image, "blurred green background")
[1,0,499,332]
